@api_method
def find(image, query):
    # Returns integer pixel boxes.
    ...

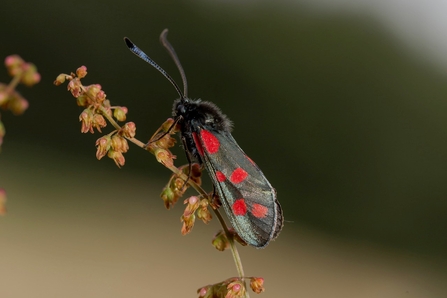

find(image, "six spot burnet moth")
[124,30,283,248]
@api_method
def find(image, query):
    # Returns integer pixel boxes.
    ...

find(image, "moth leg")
[147,116,182,145]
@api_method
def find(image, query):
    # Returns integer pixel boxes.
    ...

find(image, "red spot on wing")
[216,171,226,182]
[232,199,247,216]
[192,132,204,156]
[230,168,248,184]
[251,203,268,218]
[200,130,220,154]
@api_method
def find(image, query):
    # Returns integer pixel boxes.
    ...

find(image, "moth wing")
[195,128,283,248]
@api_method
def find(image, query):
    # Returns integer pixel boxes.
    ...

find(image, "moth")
[125,30,283,248]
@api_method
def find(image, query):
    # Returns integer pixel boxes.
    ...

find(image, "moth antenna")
[124,37,185,100]
[160,29,188,98]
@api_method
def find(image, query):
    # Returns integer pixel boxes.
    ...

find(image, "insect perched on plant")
[124,30,283,248]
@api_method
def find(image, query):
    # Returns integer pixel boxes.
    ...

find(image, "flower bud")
[79,109,94,133]
[113,106,127,122]
[121,122,136,138]
[68,79,82,98]
[111,135,129,153]
[249,277,265,294]
[160,187,176,209]
[54,74,67,86]
[197,285,213,298]
[154,148,175,167]
[197,200,212,224]
[76,66,88,78]
[107,149,125,168]
[212,230,230,251]
[226,280,245,298]
[95,135,111,160]
[92,114,107,132]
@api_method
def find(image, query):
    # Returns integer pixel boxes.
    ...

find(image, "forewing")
[194,128,283,248]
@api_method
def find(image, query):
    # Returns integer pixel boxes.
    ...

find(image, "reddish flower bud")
[95,135,111,160]
[154,148,175,167]
[92,114,107,132]
[111,135,129,153]
[226,280,245,298]
[197,285,213,298]
[113,106,127,122]
[180,196,201,235]
[121,122,136,138]
[68,79,82,98]
[79,109,94,133]
[107,149,125,168]
[249,277,265,294]
[85,84,102,102]
[95,90,106,103]
[76,66,88,78]
[155,133,176,149]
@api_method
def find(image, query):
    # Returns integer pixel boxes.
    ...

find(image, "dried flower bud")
[180,196,201,235]
[95,135,111,160]
[121,122,136,138]
[155,133,176,149]
[79,109,94,133]
[95,90,106,103]
[68,79,82,98]
[107,149,125,168]
[212,230,230,251]
[113,106,128,122]
[111,135,129,153]
[197,200,212,224]
[76,66,88,78]
[226,280,245,298]
[92,114,107,132]
[154,148,175,167]
[160,187,177,209]
[249,277,265,294]
[85,84,102,100]
[54,74,67,86]
[0,188,6,215]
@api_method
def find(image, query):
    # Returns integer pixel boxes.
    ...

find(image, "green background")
[1,1,447,297]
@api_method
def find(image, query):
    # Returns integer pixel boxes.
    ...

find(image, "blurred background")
[1,0,447,297]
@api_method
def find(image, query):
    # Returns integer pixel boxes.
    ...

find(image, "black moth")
[124,30,283,248]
